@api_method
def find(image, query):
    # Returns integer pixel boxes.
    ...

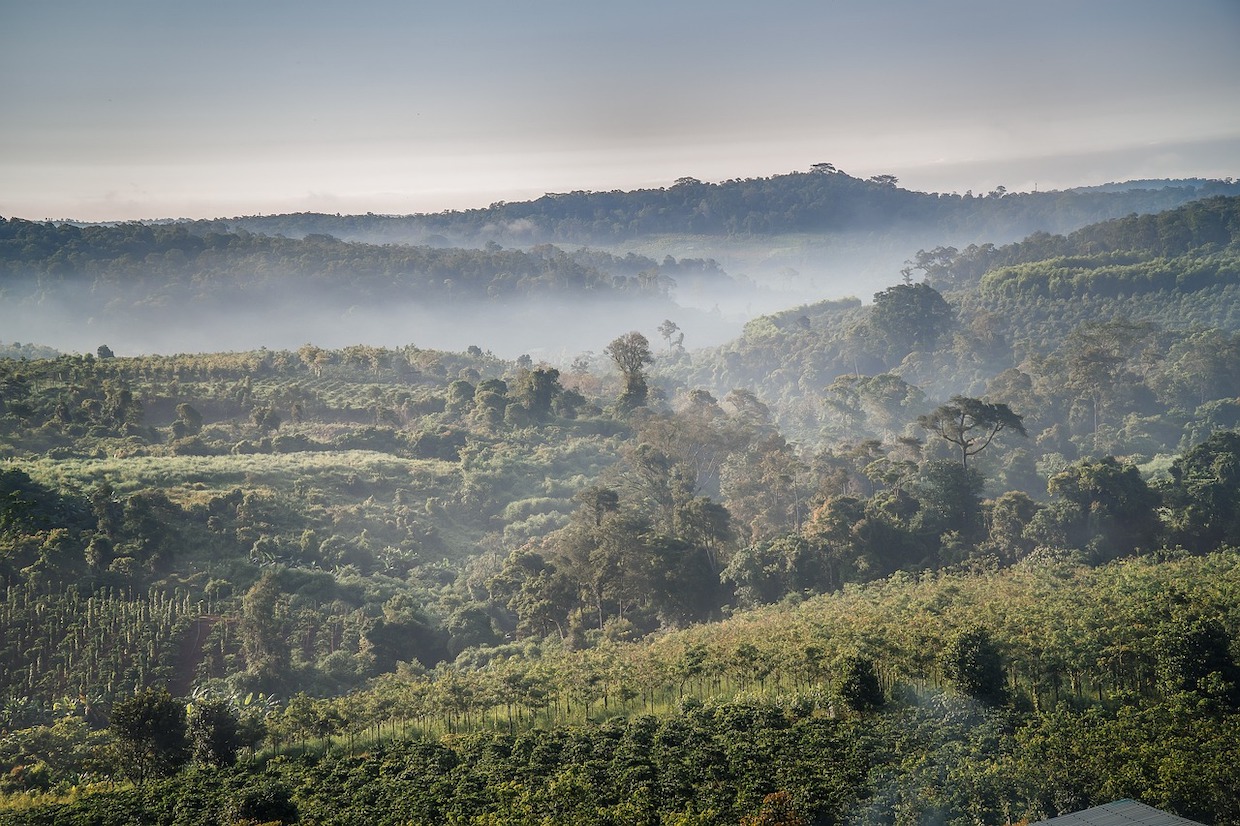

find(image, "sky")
[2,0,1238,222]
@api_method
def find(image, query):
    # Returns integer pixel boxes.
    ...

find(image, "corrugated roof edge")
[1030,799,1209,826]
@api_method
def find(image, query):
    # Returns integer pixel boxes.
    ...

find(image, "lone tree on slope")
[917,395,1026,471]
[604,331,655,409]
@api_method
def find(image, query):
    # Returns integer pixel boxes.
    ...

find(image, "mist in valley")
[0,279,759,363]
[3,202,951,361]
[121,173,1240,352]
[6,174,1238,368]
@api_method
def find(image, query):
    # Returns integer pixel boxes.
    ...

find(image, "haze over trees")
[1,177,1240,824]
[3,172,1238,357]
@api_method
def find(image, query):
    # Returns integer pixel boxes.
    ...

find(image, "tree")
[1160,430,1240,552]
[721,536,804,608]
[172,403,202,439]
[825,373,925,438]
[912,459,985,551]
[228,780,299,825]
[445,379,476,416]
[514,367,561,421]
[941,627,1006,704]
[490,549,577,640]
[617,442,691,534]
[578,485,621,527]
[1028,456,1161,563]
[676,496,732,576]
[109,687,190,782]
[904,246,960,287]
[741,791,808,826]
[187,698,241,768]
[604,331,655,409]
[1154,615,1240,705]
[835,654,885,712]
[298,343,327,376]
[250,406,281,434]
[471,379,509,429]
[982,490,1040,564]
[867,282,955,363]
[918,396,1026,471]
[239,571,291,692]
[803,495,869,589]
[1061,319,1155,452]
[721,433,806,543]
[1150,329,1240,407]
[658,319,684,352]
[553,498,655,632]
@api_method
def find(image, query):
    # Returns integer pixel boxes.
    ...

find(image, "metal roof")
[1031,799,1208,826]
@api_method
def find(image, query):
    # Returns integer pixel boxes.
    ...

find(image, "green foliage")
[926,194,1240,289]
[917,395,1026,470]
[668,199,1240,463]
[604,331,655,409]
[6,692,1238,825]
[120,172,1240,245]
[834,655,885,713]
[108,687,189,783]
[1,552,1239,822]
[186,698,240,768]
[912,460,986,553]
[868,281,956,363]
[1154,614,1240,704]
[0,219,680,310]
[1160,430,1240,552]
[941,626,1007,705]
[228,779,299,825]
[1030,456,1162,563]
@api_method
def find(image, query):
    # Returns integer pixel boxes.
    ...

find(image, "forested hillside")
[180,170,1240,247]
[0,216,740,356]
[0,218,726,306]
[1,193,1239,823]
[677,196,1240,456]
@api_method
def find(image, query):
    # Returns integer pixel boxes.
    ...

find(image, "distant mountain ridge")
[1065,177,1236,194]
[166,171,1240,248]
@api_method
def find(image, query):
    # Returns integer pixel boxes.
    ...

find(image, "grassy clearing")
[20,451,461,504]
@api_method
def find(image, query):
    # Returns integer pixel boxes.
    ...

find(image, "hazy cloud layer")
[2,0,1238,221]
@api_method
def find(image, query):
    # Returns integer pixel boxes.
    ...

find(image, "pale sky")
[2,0,1238,222]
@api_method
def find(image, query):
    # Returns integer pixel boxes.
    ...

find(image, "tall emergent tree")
[918,396,1026,470]
[867,281,955,363]
[605,331,655,409]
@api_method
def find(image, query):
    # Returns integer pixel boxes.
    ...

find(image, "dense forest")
[177,170,1240,247]
[1,185,1239,824]
[0,218,732,307]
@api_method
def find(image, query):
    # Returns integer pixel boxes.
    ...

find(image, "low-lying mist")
[0,291,754,363]
[29,173,1229,362]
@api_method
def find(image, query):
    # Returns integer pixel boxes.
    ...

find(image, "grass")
[21,451,462,504]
